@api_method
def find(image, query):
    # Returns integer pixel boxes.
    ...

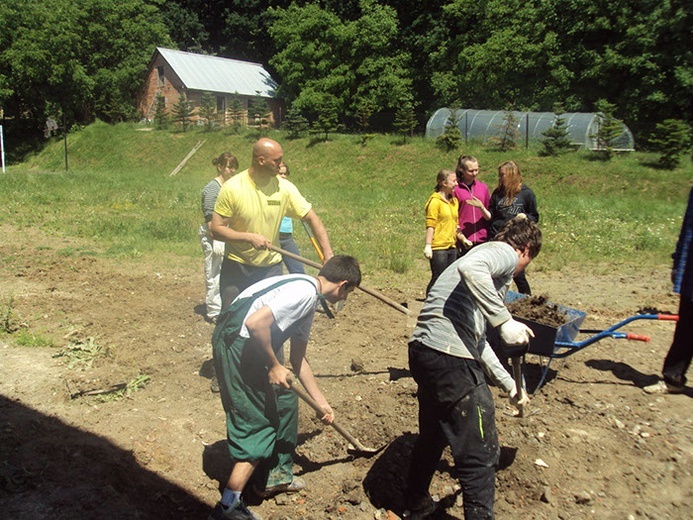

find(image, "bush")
[650,119,692,169]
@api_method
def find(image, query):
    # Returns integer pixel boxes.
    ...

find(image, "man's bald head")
[249,138,284,182]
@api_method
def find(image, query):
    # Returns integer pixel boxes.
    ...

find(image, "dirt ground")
[1,224,691,520]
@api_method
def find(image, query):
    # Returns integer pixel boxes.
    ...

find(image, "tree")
[173,93,194,132]
[249,95,271,128]
[269,0,413,131]
[436,110,461,152]
[0,0,172,132]
[283,105,310,139]
[489,111,521,152]
[153,94,170,130]
[198,92,217,131]
[306,92,342,141]
[650,119,692,170]
[592,99,625,159]
[539,105,573,156]
[227,96,244,133]
[393,100,417,142]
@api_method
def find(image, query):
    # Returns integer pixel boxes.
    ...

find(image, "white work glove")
[423,244,433,259]
[499,318,535,346]
[212,240,226,257]
[509,386,530,407]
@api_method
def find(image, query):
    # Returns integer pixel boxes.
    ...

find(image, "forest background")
[0,0,690,161]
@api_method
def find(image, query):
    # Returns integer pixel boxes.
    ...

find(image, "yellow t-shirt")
[214,169,312,266]
[425,192,459,250]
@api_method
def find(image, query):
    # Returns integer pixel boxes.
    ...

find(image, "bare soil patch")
[1,224,691,519]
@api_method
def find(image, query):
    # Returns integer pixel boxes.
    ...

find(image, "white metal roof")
[156,47,277,98]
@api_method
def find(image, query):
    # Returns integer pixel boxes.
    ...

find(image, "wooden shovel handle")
[286,374,372,452]
[269,244,411,316]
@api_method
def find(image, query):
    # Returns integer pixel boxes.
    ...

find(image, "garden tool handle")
[626,333,650,342]
[268,245,412,316]
[301,220,325,263]
[510,355,525,418]
[657,314,679,321]
[285,374,371,452]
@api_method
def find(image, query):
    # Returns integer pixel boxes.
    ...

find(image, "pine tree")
[591,99,624,159]
[198,92,217,131]
[283,105,309,139]
[489,111,520,151]
[650,119,692,169]
[173,92,193,132]
[539,106,573,156]
[436,110,462,152]
[393,100,417,143]
[153,94,169,130]
[227,97,244,133]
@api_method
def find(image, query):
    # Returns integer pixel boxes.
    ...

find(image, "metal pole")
[525,113,529,149]
[63,113,68,171]
[465,112,468,145]
[0,125,5,173]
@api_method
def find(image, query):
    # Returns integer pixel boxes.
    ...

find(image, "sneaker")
[252,476,306,499]
[643,380,684,395]
[208,501,263,520]
[210,375,220,393]
[404,496,438,519]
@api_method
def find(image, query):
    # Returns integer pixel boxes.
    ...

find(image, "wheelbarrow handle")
[626,332,650,342]
[657,314,679,321]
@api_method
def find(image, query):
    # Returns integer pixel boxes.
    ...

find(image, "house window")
[157,66,165,87]
[216,96,226,113]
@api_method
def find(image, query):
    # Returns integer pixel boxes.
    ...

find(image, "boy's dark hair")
[319,255,361,288]
[492,216,542,258]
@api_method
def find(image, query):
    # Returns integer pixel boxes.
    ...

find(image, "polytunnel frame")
[425,109,635,151]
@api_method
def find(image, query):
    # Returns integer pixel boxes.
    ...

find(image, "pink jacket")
[453,181,491,244]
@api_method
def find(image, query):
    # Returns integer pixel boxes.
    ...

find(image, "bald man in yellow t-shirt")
[211,138,334,310]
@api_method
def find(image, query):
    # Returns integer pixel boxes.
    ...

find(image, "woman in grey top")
[200,152,238,322]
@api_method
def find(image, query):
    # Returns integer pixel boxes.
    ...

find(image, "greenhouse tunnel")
[425,109,635,151]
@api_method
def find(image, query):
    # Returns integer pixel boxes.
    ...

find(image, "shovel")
[286,374,383,457]
[510,355,526,417]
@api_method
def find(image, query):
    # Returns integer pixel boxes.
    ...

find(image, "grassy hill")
[1,121,691,287]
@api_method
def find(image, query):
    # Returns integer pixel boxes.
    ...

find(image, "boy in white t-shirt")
[209,255,361,520]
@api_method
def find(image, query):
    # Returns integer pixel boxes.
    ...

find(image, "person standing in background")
[200,152,239,323]
[453,154,491,255]
[644,186,692,395]
[277,162,305,274]
[423,169,459,295]
[489,161,539,295]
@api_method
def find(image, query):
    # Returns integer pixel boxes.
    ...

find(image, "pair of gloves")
[212,240,226,257]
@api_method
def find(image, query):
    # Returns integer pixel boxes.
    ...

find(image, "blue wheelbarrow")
[491,291,680,394]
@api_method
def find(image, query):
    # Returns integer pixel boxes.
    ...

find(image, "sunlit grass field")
[1,121,690,287]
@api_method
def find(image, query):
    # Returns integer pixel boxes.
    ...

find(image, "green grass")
[1,121,691,286]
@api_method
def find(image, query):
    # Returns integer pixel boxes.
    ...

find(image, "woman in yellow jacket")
[424,169,462,295]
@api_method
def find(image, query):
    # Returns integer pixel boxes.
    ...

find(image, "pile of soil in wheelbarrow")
[507,294,568,327]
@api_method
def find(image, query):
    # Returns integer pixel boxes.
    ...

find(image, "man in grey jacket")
[405,216,542,520]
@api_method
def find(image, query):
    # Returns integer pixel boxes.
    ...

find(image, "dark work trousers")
[663,296,693,387]
[513,270,531,295]
[407,341,499,520]
[427,248,458,295]
[219,257,283,312]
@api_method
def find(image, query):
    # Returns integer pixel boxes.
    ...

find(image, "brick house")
[138,47,283,127]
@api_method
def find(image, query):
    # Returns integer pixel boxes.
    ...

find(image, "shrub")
[650,119,692,169]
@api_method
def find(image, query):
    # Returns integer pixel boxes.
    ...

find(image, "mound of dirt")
[507,295,568,328]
